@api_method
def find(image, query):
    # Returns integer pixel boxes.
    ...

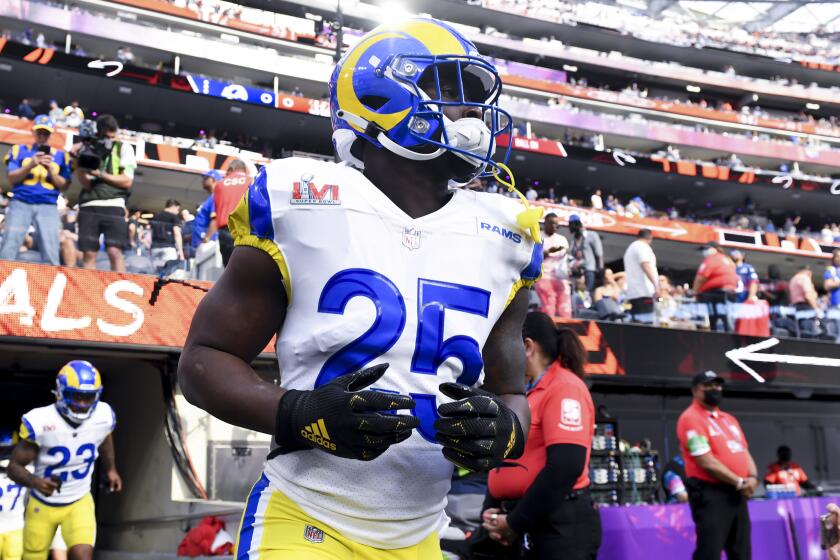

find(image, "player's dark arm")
[507,443,587,534]
[8,440,58,495]
[179,246,287,434]
[98,433,117,472]
[98,433,123,492]
[481,288,531,438]
[7,440,39,487]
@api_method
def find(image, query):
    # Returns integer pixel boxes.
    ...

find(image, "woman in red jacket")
[482,312,601,559]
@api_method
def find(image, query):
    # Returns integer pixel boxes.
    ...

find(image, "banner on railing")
[0,261,209,348]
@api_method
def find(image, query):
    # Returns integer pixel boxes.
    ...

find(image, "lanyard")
[527,366,551,392]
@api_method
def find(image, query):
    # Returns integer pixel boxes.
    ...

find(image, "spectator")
[760,264,789,306]
[662,454,689,504]
[127,208,143,253]
[58,197,79,267]
[207,160,251,266]
[568,214,603,295]
[150,199,184,271]
[47,100,63,124]
[180,208,195,258]
[483,314,601,558]
[824,249,840,309]
[789,265,820,311]
[764,445,816,497]
[192,170,222,251]
[0,115,71,265]
[677,370,757,560]
[825,504,840,560]
[572,275,592,314]
[116,46,135,64]
[63,101,84,128]
[17,99,35,120]
[623,229,659,323]
[534,213,570,318]
[731,250,759,303]
[590,189,603,210]
[525,184,538,201]
[73,114,136,272]
[592,269,625,320]
[693,242,737,331]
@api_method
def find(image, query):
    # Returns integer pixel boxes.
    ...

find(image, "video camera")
[76,119,111,170]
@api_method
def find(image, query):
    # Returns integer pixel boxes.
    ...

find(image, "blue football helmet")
[329,18,512,185]
[54,360,103,423]
[0,428,16,467]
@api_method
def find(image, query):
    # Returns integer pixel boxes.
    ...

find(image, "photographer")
[72,115,136,272]
[0,115,71,265]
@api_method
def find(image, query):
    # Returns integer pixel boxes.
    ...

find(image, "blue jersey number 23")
[314,269,490,442]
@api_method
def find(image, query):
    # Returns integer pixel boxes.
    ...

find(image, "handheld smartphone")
[821,512,839,550]
[37,144,51,154]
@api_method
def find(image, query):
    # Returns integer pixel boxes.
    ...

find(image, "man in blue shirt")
[1,115,72,265]
[731,249,758,303]
[191,169,222,250]
[824,249,840,308]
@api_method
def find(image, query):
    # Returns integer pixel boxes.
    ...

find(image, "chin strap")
[493,162,544,245]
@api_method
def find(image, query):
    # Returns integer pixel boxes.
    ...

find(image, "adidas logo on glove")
[300,419,337,452]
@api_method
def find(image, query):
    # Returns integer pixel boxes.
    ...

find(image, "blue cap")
[203,169,223,182]
[569,214,582,223]
[32,114,54,133]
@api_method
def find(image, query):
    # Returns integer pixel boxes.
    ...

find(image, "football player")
[179,18,544,558]
[7,361,122,560]
[0,430,24,560]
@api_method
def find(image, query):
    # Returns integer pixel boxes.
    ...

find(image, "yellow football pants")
[0,529,22,560]
[235,475,442,559]
[23,494,95,560]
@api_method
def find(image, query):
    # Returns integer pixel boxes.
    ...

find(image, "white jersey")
[0,469,25,533]
[229,157,543,548]
[20,403,115,505]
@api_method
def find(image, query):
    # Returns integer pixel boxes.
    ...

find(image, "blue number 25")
[315,269,490,441]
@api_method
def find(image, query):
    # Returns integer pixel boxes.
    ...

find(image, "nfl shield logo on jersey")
[303,524,325,543]
[402,226,422,250]
[291,173,340,205]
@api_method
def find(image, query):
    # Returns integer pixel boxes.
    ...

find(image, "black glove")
[434,383,525,471]
[274,364,419,461]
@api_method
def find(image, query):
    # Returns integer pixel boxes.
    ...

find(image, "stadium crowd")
[477,0,840,64]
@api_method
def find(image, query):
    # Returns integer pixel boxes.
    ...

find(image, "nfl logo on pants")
[304,524,325,543]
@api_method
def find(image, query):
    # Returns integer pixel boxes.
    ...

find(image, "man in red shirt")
[764,445,815,496]
[678,370,757,560]
[693,242,738,331]
[205,159,251,266]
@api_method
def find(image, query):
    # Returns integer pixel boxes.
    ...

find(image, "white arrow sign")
[641,223,688,237]
[725,337,840,383]
[87,60,124,77]
[772,175,793,189]
[613,150,636,167]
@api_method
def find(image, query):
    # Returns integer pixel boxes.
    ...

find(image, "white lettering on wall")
[97,280,145,336]
[0,268,36,326]
[41,273,92,332]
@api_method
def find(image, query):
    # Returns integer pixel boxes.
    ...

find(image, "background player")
[0,430,24,560]
[7,361,122,560]
[179,18,543,558]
